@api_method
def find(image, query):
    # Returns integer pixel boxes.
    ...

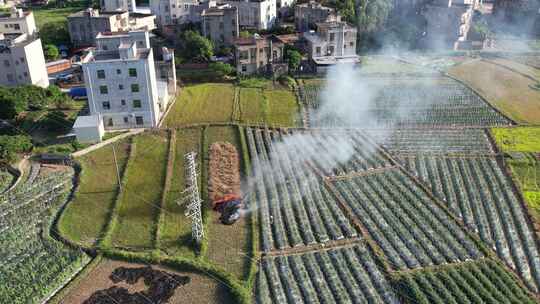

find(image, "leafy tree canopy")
[44,44,60,61]
[177,30,214,62]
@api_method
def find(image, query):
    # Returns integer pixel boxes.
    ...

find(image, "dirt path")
[208,142,241,202]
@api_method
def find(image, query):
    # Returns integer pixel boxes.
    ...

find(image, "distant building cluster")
[0,7,48,87]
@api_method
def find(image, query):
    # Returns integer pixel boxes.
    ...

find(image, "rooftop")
[68,9,127,18]
[89,48,150,61]
[312,55,360,65]
[73,115,101,129]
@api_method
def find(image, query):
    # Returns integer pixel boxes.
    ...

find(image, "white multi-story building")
[0,8,48,87]
[223,0,276,30]
[81,31,175,130]
[100,0,137,12]
[150,0,204,26]
[0,7,37,36]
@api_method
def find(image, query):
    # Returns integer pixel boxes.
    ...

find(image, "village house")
[222,0,276,30]
[233,33,295,75]
[68,8,156,47]
[0,7,48,87]
[78,30,175,141]
[201,4,239,47]
[100,0,137,12]
[294,1,340,32]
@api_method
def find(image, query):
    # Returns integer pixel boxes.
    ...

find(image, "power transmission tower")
[180,152,204,244]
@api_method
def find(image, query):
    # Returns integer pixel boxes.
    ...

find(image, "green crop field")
[111,132,169,249]
[164,84,235,126]
[158,127,202,257]
[58,139,131,247]
[492,127,540,152]
[33,3,85,45]
[237,88,299,127]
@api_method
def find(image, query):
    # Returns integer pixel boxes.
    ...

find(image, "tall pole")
[112,145,122,191]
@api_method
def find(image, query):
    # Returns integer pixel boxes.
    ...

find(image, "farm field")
[0,166,90,303]
[58,139,131,247]
[237,88,299,126]
[256,242,399,304]
[299,77,511,127]
[492,127,540,152]
[391,259,537,303]
[448,60,540,124]
[164,83,235,126]
[58,259,236,304]
[158,127,202,257]
[110,132,169,249]
[204,126,251,279]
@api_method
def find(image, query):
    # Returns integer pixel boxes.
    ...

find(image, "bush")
[176,31,213,62]
[209,62,235,77]
[0,135,32,164]
[0,87,27,119]
[44,44,60,61]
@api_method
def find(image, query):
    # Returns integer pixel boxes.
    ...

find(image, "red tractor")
[212,194,243,225]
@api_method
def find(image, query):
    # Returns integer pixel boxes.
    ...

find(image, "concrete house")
[222,0,276,30]
[303,21,359,74]
[202,4,239,47]
[233,34,289,75]
[150,0,203,26]
[80,30,175,132]
[100,0,137,12]
[0,8,48,87]
[295,1,340,32]
[68,8,156,47]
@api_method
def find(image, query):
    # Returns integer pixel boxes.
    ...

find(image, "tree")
[286,49,302,72]
[177,31,213,62]
[0,87,27,120]
[47,85,72,110]
[0,135,32,164]
[15,85,49,110]
[44,44,60,61]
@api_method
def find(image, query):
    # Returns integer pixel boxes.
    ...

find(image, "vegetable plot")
[256,243,399,304]
[332,170,484,270]
[0,169,90,303]
[400,155,540,292]
[391,259,537,304]
[299,79,512,127]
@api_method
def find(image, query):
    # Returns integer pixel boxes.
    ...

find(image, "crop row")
[392,259,536,304]
[367,129,493,154]
[246,128,362,251]
[0,169,90,303]
[301,80,511,127]
[256,243,399,304]
[400,155,540,292]
[332,170,483,270]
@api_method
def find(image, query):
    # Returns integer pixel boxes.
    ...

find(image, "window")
[23,72,28,77]
[3,60,9,67]
[6,74,13,82]
[232,31,236,37]
[102,45,108,51]
[99,85,108,94]
[107,118,114,126]
[13,24,20,30]
[119,84,124,90]
[102,101,111,110]
[241,65,247,72]
[131,84,140,93]
[219,22,224,29]
[329,33,335,42]
[20,57,24,63]
[239,51,249,60]
[344,44,347,49]
[231,19,235,25]
[116,69,121,74]
[128,68,137,77]
[121,99,126,106]
[97,70,106,79]
[133,99,142,108]
[135,116,144,125]
[316,47,321,56]
[15,60,19,65]
[350,42,354,47]
[123,116,129,123]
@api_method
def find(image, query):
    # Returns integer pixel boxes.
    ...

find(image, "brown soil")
[60,259,235,304]
[208,142,241,202]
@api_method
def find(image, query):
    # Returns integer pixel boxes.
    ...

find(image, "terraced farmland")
[0,167,90,303]
[299,78,512,127]
[256,242,399,304]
